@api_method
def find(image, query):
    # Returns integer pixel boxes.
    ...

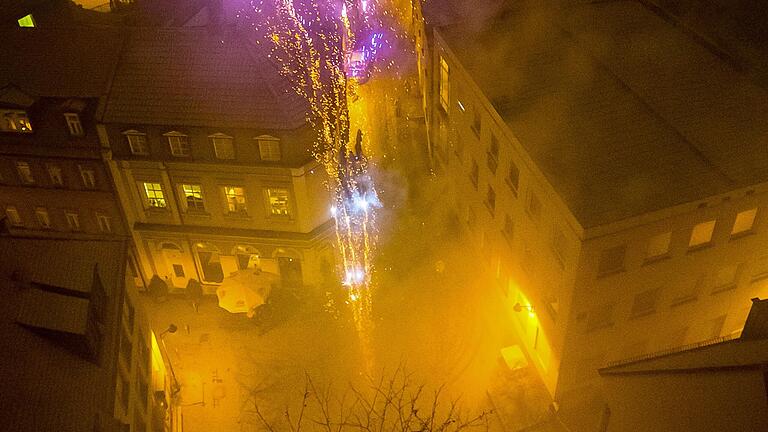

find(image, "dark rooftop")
[102,27,310,130]
[437,0,768,227]
[0,26,125,97]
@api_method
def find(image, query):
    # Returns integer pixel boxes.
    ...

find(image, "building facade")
[423,1,768,426]
[101,28,335,292]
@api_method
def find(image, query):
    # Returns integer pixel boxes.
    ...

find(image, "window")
[97,213,112,233]
[713,264,741,292]
[223,186,247,214]
[470,161,479,189]
[689,220,716,249]
[173,264,185,278]
[1,110,32,133]
[631,288,660,317]
[439,56,449,112]
[4,206,22,226]
[124,130,148,155]
[164,131,190,157]
[47,164,64,186]
[257,136,281,161]
[266,188,290,216]
[645,232,671,261]
[597,245,626,276]
[35,207,51,229]
[142,182,166,208]
[182,184,205,212]
[485,186,496,215]
[18,14,35,27]
[79,165,96,189]
[16,161,34,184]
[671,276,703,306]
[471,110,481,136]
[586,304,615,331]
[507,160,520,195]
[211,133,235,159]
[731,208,757,236]
[64,113,84,136]
[487,135,499,174]
[65,212,80,230]
[502,215,514,245]
[527,192,542,220]
[752,254,768,281]
[552,229,568,267]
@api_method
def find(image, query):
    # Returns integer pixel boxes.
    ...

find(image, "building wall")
[430,32,585,395]
[0,98,127,239]
[558,186,768,396]
[101,123,335,290]
[601,369,768,432]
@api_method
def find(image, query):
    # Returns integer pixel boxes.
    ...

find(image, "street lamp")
[158,323,181,395]
[513,302,535,317]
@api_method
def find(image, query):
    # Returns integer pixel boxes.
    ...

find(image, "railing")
[603,332,741,369]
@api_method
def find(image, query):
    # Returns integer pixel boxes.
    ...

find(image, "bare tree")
[241,365,492,432]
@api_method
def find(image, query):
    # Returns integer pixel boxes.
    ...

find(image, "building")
[0,26,131,246]
[597,298,768,431]
[100,27,335,292]
[0,236,173,432]
[422,0,768,426]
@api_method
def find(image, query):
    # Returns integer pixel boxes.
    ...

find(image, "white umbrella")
[215,269,278,315]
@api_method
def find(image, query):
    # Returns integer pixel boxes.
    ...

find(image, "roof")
[102,27,310,129]
[0,26,125,97]
[0,236,127,432]
[437,0,768,227]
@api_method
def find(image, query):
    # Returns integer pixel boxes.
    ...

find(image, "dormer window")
[256,135,281,161]
[2,110,32,133]
[123,130,148,155]
[64,113,84,136]
[164,131,190,157]
[210,133,235,159]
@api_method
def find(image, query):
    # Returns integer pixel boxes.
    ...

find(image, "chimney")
[740,298,768,340]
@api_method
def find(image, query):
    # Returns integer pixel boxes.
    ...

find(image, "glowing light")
[330,205,338,216]
[355,197,369,210]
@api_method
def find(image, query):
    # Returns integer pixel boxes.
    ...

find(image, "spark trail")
[237,0,399,351]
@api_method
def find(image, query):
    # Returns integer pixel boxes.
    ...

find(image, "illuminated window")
[64,113,84,136]
[17,14,35,27]
[645,232,671,261]
[485,186,495,215]
[65,212,80,231]
[47,164,64,186]
[210,133,235,159]
[266,188,290,216]
[142,182,166,208]
[502,215,514,245]
[35,207,51,229]
[439,56,449,112]
[181,184,205,211]
[487,134,499,174]
[257,135,281,161]
[4,206,22,226]
[79,165,96,188]
[97,213,112,233]
[630,288,660,317]
[15,161,34,184]
[689,220,716,248]
[527,192,541,221]
[124,130,148,155]
[597,245,625,276]
[731,208,757,236]
[469,161,479,189]
[164,131,190,157]
[507,160,520,196]
[223,186,247,214]
[1,110,32,133]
